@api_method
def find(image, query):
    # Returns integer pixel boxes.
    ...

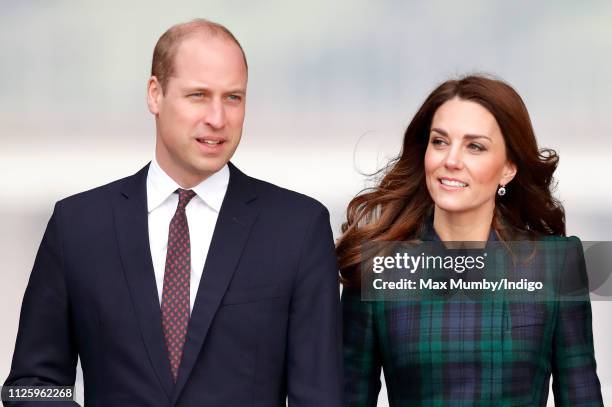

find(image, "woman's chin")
[433,200,473,214]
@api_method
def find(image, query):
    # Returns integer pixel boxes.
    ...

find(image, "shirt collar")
[146,157,229,213]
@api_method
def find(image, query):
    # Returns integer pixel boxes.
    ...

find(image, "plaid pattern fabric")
[342,235,603,406]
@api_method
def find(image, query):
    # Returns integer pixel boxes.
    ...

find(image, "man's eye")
[188,92,204,98]
[227,94,242,102]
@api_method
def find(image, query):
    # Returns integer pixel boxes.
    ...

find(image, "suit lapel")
[172,162,259,404]
[113,163,174,399]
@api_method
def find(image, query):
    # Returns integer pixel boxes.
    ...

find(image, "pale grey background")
[1,1,611,405]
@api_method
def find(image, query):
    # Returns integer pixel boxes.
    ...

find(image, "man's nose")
[203,99,226,130]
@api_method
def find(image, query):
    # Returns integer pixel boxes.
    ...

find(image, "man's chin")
[191,160,227,176]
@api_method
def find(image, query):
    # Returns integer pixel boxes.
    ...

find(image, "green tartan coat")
[342,232,603,406]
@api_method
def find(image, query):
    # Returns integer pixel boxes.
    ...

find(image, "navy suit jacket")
[4,163,342,406]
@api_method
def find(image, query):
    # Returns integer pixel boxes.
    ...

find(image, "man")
[4,19,342,406]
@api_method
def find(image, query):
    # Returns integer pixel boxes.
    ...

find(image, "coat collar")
[421,218,498,242]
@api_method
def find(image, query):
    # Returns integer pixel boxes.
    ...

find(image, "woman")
[337,75,603,406]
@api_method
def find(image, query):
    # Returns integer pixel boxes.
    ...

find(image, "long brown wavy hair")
[337,74,565,287]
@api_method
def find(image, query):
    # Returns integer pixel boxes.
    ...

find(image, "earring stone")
[498,186,506,196]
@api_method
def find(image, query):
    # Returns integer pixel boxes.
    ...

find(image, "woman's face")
[424,98,516,218]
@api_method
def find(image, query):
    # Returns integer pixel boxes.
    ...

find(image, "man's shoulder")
[247,173,329,217]
[56,165,146,211]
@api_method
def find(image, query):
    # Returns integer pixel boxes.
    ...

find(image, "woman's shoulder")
[532,235,584,268]
[536,235,582,246]
[532,235,583,253]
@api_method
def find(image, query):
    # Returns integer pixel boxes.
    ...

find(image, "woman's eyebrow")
[430,128,491,141]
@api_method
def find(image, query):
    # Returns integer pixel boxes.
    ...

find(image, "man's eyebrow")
[184,87,246,95]
[183,86,210,93]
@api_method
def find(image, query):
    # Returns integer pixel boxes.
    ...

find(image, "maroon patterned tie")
[161,188,196,382]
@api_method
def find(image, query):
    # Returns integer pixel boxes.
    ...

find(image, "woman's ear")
[501,161,517,186]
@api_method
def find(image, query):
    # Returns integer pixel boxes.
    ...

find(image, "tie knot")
[176,189,196,210]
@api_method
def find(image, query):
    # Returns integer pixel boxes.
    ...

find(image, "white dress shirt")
[146,158,229,313]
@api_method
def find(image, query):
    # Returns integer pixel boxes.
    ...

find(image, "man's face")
[147,35,247,186]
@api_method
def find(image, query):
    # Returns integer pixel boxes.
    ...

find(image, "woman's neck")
[433,205,494,242]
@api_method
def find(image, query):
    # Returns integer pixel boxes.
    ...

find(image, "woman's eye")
[431,138,446,146]
[468,143,485,152]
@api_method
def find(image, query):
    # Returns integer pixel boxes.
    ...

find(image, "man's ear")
[501,161,517,186]
[147,76,163,115]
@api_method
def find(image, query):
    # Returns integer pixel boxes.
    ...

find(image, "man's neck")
[155,155,212,189]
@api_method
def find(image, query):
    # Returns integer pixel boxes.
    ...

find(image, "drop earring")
[497,185,506,196]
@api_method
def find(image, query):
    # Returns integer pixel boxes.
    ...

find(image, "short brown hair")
[151,19,248,94]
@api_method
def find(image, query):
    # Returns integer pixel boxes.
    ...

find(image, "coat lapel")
[172,162,259,404]
[113,163,174,399]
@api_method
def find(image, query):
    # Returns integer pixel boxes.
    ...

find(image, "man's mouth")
[196,138,224,145]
